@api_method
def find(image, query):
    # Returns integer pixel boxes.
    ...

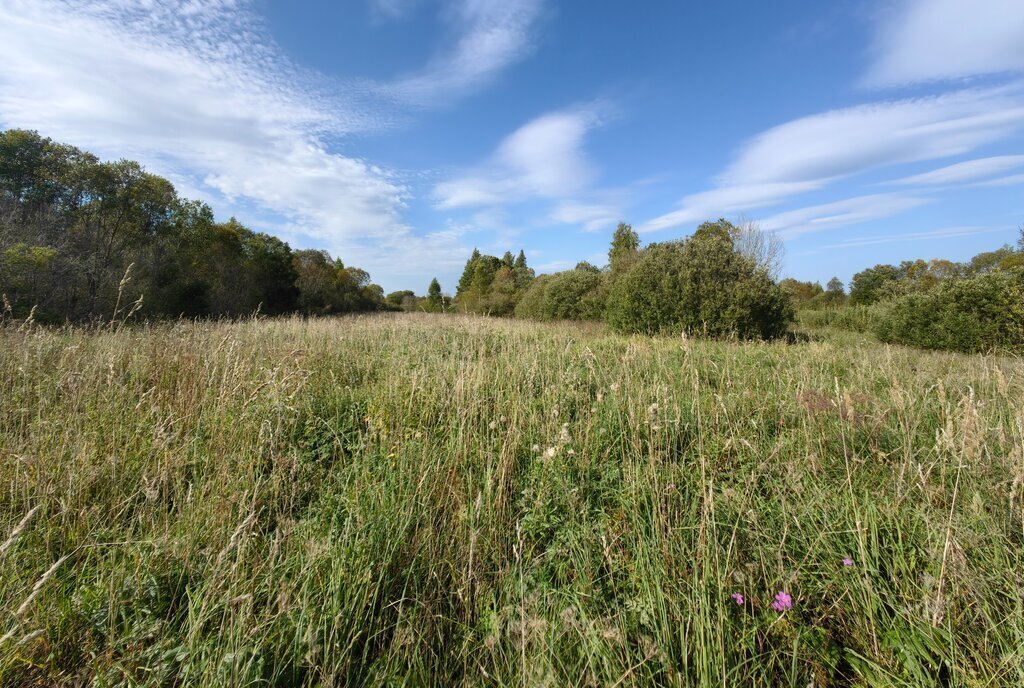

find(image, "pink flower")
[771,591,792,612]
[666,483,676,490]
[731,592,744,605]
[842,558,854,567]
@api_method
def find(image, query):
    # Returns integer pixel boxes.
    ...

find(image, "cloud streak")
[865,0,1024,87]
[641,85,1024,234]
[760,194,932,239]
[387,0,544,105]
[890,155,1024,186]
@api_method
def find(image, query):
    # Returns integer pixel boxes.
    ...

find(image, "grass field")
[1,314,1022,686]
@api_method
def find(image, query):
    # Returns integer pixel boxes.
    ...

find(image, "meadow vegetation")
[2,313,1022,686]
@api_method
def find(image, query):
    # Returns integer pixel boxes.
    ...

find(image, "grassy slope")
[0,314,1022,686]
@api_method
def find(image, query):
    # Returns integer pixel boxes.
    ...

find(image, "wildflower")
[488,420,497,430]
[596,392,604,402]
[558,423,571,443]
[666,482,676,490]
[544,447,557,459]
[567,449,576,456]
[610,382,620,392]
[842,558,854,567]
[731,593,744,605]
[531,444,540,453]
[647,402,659,415]
[771,591,792,612]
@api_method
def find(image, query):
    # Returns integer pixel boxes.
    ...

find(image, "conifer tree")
[427,278,443,312]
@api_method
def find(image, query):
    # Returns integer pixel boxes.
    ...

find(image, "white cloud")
[820,225,1006,249]
[974,173,1024,187]
[866,0,1024,87]
[891,155,1024,186]
[723,87,1024,186]
[759,194,932,239]
[550,203,621,233]
[639,182,822,233]
[433,108,600,208]
[387,0,544,105]
[642,86,1024,233]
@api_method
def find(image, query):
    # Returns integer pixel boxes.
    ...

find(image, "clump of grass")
[1,314,1022,685]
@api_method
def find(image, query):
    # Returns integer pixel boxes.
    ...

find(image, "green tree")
[427,278,443,312]
[825,276,846,304]
[849,264,901,305]
[608,222,639,277]
[605,219,792,338]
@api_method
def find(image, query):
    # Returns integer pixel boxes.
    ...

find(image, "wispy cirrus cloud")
[387,0,544,105]
[974,173,1024,187]
[865,0,1024,87]
[549,202,622,233]
[759,194,932,239]
[890,155,1024,186]
[819,225,1008,249]
[641,85,1024,234]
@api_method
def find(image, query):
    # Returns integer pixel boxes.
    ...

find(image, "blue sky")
[1,0,1022,293]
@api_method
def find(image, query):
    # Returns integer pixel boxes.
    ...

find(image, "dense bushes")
[875,268,1024,353]
[605,220,793,338]
[804,233,1024,353]
[514,268,606,321]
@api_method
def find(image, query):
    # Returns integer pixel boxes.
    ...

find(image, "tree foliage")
[605,219,792,338]
[454,249,533,315]
[875,268,1024,353]
[0,130,387,321]
[514,269,606,321]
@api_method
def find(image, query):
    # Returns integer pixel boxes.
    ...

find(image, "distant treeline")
[0,129,448,323]
[787,235,1024,353]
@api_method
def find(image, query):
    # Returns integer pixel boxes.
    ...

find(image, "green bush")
[875,268,1024,353]
[514,269,606,321]
[605,220,793,338]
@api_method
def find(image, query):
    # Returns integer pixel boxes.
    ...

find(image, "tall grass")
[796,304,891,334]
[1,314,1022,686]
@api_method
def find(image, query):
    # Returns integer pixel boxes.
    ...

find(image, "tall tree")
[608,222,639,277]
[427,277,443,312]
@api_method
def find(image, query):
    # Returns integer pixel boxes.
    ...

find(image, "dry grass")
[1,313,1022,686]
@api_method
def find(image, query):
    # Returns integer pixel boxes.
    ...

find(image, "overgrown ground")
[1,314,1022,686]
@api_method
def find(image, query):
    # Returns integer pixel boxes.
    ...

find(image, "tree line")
[0,130,447,323]
[4,129,1020,352]
[787,231,1024,353]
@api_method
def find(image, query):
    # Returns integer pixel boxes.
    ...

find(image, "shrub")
[605,220,793,338]
[514,269,606,321]
[875,267,1024,353]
